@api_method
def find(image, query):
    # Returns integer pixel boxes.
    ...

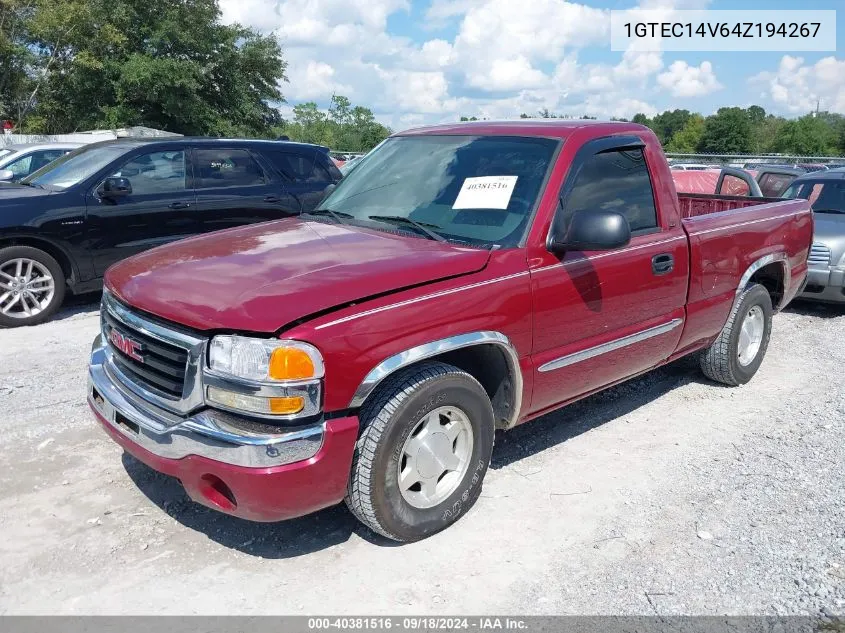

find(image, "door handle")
[168,201,191,210]
[652,253,674,275]
[264,195,281,203]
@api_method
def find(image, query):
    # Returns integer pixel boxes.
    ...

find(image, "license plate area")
[115,411,140,435]
[91,385,139,435]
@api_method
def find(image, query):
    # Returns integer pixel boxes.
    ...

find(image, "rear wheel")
[700,283,772,386]
[0,246,66,328]
[345,361,495,542]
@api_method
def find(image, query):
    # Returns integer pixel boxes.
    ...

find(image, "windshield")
[314,135,559,247]
[22,144,128,190]
[0,148,15,162]
[782,180,845,213]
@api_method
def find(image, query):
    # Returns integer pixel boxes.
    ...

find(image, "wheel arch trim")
[348,331,524,429]
[736,252,790,310]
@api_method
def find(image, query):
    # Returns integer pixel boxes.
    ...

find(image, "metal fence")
[665,152,845,166]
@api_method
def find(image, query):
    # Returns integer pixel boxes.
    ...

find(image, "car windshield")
[22,144,128,190]
[313,135,559,248]
[782,180,845,213]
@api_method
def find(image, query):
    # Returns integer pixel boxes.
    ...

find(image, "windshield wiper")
[812,208,845,214]
[368,215,446,242]
[304,208,354,223]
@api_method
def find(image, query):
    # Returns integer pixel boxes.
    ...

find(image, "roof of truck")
[396,119,651,139]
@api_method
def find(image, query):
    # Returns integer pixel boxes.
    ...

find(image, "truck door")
[528,135,690,415]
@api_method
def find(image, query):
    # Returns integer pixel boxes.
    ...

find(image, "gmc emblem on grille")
[109,328,144,363]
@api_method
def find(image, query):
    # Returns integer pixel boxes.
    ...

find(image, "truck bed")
[672,198,813,357]
[677,192,786,218]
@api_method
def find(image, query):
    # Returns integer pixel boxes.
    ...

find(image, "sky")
[217,0,845,130]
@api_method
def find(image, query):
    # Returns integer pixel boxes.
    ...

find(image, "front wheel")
[700,283,773,386]
[0,246,66,328]
[345,361,495,542]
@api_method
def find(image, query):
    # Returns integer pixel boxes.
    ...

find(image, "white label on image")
[452,176,518,210]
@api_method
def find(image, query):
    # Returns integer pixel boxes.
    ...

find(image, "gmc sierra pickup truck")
[88,121,813,542]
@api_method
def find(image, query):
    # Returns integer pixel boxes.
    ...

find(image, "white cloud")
[216,0,730,127]
[466,56,547,92]
[657,60,722,98]
[751,55,845,114]
[287,61,353,100]
[407,39,456,70]
[424,0,478,25]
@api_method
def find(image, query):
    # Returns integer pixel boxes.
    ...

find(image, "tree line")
[279,97,392,153]
[0,0,390,151]
[632,107,845,157]
[498,107,845,157]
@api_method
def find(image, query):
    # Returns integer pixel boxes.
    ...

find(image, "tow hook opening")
[198,474,238,511]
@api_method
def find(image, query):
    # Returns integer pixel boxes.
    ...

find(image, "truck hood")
[105,218,491,333]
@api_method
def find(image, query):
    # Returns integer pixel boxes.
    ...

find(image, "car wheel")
[0,246,66,328]
[345,361,495,542]
[700,283,772,386]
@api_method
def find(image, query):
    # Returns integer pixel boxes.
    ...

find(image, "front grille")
[102,308,189,398]
[808,243,831,266]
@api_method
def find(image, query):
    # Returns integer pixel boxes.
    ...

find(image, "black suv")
[0,137,341,327]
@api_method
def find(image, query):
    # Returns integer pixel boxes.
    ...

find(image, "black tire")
[0,246,66,328]
[700,283,773,386]
[345,361,495,542]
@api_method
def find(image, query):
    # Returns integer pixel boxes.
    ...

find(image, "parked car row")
[0,137,341,326]
[2,130,844,330]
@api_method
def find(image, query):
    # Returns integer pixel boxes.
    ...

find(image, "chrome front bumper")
[88,335,324,468]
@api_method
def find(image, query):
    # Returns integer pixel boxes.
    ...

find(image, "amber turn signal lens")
[268,347,316,380]
[268,396,305,415]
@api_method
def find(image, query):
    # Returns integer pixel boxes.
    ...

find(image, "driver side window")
[561,148,658,233]
[109,150,186,195]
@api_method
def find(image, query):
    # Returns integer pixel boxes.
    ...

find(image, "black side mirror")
[549,209,631,254]
[100,176,132,198]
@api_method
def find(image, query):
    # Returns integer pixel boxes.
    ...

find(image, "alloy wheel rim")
[0,258,56,319]
[737,305,765,367]
[397,405,474,509]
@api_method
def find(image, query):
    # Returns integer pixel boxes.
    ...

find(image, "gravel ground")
[0,294,843,615]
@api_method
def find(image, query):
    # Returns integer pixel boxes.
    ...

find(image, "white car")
[0,143,83,183]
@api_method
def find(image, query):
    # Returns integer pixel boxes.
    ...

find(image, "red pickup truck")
[88,121,813,542]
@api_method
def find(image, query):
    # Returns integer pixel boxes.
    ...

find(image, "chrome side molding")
[349,331,524,429]
[538,318,684,373]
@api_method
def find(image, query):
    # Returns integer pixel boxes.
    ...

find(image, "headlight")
[205,336,324,419]
[208,336,324,382]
